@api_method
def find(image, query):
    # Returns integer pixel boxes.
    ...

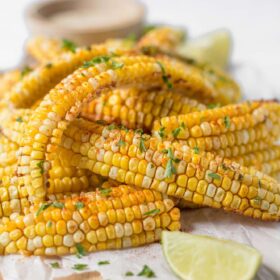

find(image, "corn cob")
[81,88,206,131]
[4,44,127,108]
[0,70,21,98]
[18,54,238,201]
[58,122,280,221]
[27,36,68,64]
[0,185,180,255]
[137,27,185,52]
[152,101,280,153]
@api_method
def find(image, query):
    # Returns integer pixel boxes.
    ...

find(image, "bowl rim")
[25,0,146,34]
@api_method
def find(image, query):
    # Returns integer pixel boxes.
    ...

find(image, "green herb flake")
[62,39,77,53]
[52,202,64,209]
[35,203,51,217]
[111,61,124,69]
[125,33,137,43]
[208,172,221,180]
[156,61,173,89]
[72,263,88,271]
[100,188,112,197]
[75,201,85,210]
[144,208,160,216]
[139,136,147,153]
[143,25,157,34]
[50,262,60,269]
[16,117,23,122]
[138,265,156,278]
[224,116,231,129]
[207,103,220,109]
[82,55,111,68]
[20,66,32,79]
[158,126,165,139]
[45,63,53,69]
[117,139,126,147]
[193,146,200,154]
[172,127,181,138]
[135,128,144,135]
[46,220,52,228]
[36,160,44,174]
[98,260,110,265]
[125,271,134,276]
[107,124,117,130]
[75,243,86,257]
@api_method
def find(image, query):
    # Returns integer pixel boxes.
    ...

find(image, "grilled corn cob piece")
[81,88,206,131]
[27,36,68,63]
[153,101,280,153]
[137,27,185,52]
[0,70,21,98]
[0,185,180,255]
[59,122,280,221]
[4,44,126,108]
[18,54,240,201]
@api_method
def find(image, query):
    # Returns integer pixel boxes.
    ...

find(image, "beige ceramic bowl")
[25,0,146,45]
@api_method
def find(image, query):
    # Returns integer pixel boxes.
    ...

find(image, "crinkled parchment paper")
[0,64,279,280]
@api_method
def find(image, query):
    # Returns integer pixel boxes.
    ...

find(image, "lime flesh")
[162,231,262,280]
[177,29,232,69]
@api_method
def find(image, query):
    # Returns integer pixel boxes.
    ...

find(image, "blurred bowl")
[25,0,146,45]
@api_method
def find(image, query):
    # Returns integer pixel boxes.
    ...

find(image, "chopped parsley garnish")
[124,33,137,44]
[120,125,129,132]
[45,63,53,69]
[82,55,111,68]
[36,160,44,174]
[76,243,86,258]
[62,39,77,53]
[143,25,157,34]
[224,116,231,129]
[100,188,112,197]
[107,124,117,130]
[46,221,52,228]
[136,129,147,153]
[111,61,124,69]
[193,146,200,154]
[50,262,60,269]
[163,148,179,178]
[75,201,85,210]
[139,136,147,153]
[158,126,165,139]
[172,127,181,138]
[125,271,134,276]
[135,128,144,134]
[207,103,220,109]
[35,203,52,216]
[98,260,110,265]
[208,172,221,180]
[138,265,156,278]
[20,66,32,79]
[117,139,126,147]
[16,117,23,122]
[156,61,173,89]
[72,263,88,271]
[52,202,64,209]
[171,122,185,138]
[144,209,160,216]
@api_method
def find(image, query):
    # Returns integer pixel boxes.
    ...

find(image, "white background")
[0,0,280,95]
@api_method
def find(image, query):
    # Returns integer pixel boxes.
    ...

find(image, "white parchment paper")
[0,63,279,280]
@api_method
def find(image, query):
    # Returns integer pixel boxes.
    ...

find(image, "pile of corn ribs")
[0,27,279,256]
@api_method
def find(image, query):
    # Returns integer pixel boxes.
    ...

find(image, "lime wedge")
[162,231,262,280]
[177,29,232,69]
